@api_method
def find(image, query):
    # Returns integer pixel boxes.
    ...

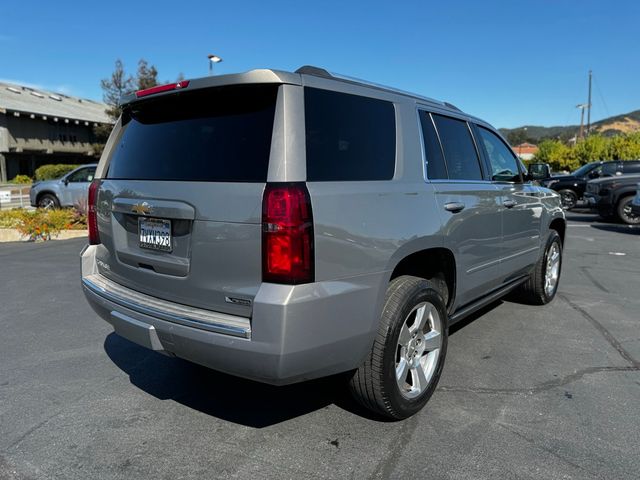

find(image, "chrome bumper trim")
[82,274,251,339]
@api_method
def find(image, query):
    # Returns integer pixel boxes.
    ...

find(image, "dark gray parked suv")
[81,66,566,419]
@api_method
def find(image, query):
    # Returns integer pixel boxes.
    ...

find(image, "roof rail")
[295,65,333,77]
[295,65,449,109]
[443,102,461,112]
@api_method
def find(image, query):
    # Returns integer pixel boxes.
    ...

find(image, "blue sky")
[1,0,639,128]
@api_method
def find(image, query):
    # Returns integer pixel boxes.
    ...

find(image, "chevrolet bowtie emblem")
[131,202,152,215]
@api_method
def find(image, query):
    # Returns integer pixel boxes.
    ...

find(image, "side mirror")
[63,178,69,186]
[588,171,600,179]
[528,163,550,180]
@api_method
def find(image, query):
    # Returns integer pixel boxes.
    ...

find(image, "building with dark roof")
[0,82,112,182]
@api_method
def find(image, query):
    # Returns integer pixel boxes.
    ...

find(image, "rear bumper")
[81,245,385,385]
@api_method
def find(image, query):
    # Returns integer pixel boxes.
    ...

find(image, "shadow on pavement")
[589,224,640,235]
[104,332,380,427]
[104,298,506,426]
[449,300,503,335]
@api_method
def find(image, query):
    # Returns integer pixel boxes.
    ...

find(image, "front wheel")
[617,196,640,225]
[558,189,578,210]
[349,275,448,420]
[37,193,60,209]
[518,230,562,305]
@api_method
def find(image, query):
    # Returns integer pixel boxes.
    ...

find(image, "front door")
[61,166,95,206]
[474,126,541,281]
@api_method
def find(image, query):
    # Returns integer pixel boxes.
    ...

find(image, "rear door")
[421,112,503,307]
[474,125,541,280]
[94,84,280,317]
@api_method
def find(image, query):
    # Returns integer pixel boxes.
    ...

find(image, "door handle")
[444,202,465,213]
[503,199,517,209]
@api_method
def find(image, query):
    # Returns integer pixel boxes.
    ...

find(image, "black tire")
[349,275,448,420]
[518,230,562,305]
[616,196,640,225]
[37,193,60,209]
[558,189,578,210]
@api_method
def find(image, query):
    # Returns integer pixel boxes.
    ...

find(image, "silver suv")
[81,66,565,419]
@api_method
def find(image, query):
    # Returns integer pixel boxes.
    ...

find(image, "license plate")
[139,217,172,252]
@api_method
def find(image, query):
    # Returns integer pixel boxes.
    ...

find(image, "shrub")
[34,164,82,181]
[8,175,32,184]
[0,208,87,241]
[0,209,25,228]
[533,132,640,171]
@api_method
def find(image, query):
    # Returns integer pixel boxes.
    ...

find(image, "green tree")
[136,59,159,90]
[93,59,135,156]
[574,135,609,164]
[607,132,640,160]
[99,59,135,120]
[506,129,529,146]
[534,140,576,171]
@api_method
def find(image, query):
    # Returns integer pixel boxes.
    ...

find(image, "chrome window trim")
[82,274,251,339]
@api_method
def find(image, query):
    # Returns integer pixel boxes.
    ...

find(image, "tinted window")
[419,111,447,179]
[622,162,640,174]
[477,127,521,182]
[305,88,395,181]
[67,167,96,183]
[107,85,278,182]
[432,114,483,181]
[594,163,618,177]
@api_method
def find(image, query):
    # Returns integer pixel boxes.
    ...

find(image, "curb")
[0,228,87,243]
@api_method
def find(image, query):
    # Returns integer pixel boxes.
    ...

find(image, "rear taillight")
[262,183,314,284]
[88,179,100,245]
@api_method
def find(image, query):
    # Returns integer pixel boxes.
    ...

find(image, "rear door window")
[304,88,395,181]
[432,114,483,181]
[106,84,278,182]
[622,162,640,174]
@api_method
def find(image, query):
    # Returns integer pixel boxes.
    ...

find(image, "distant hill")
[500,109,640,143]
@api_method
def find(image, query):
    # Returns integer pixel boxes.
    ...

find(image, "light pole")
[208,54,222,75]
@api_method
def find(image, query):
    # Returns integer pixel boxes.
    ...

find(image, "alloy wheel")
[395,302,442,399]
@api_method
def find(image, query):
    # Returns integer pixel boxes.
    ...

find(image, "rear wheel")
[558,189,577,210]
[349,275,448,419]
[37,193,59,209]
[616,196,640,225]
[518,230,562,305]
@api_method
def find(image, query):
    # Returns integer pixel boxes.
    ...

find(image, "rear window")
[106,84,278,182]
[305,88,395,181]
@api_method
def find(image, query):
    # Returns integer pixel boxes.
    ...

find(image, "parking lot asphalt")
[1,211,639,480]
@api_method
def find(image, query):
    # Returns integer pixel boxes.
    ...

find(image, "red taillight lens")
[135,80,190,98]
[262,183,314,284]
[88,179,100,245]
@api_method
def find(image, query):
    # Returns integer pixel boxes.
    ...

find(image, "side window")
[305,88,395,181]
[477,127,522,182]
[594,163,617,177]
[623,162,640,174]
[67,167,95,183]
[418,111,447,179]
[432,114,483,181]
